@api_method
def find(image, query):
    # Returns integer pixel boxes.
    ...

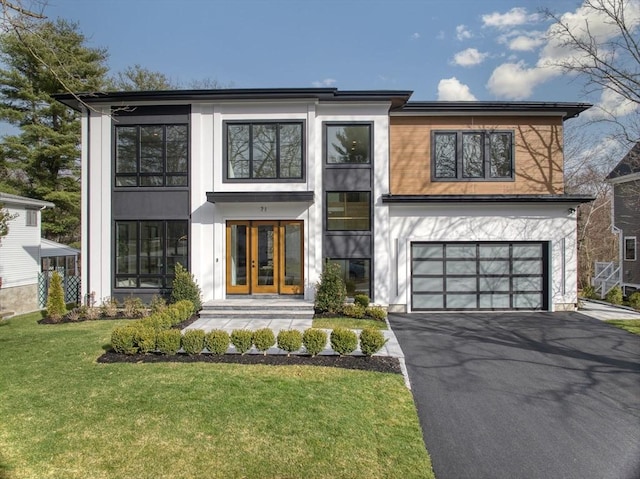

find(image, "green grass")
[313,317,388,330]
[605,319,640,336]
[0,312,433,479]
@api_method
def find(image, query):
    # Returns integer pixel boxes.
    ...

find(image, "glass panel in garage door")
[446,261,477,275]
[412,277,443,291]
[479,260,509,275]
[479,276,510,292]
[446,294,477,309]
[446,244,476,258]
[414,294,444,309]
[413,260,443,275]
[480,294,510,309]
[413,244,443,258]
[513,276,542,292]
[446,277,477,292]
[514,293,542,309]
[513,260,542,275]
[513,244,542,258]
[479,244,509,258]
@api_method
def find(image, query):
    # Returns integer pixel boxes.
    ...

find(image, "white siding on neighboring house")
[0,205,42,288]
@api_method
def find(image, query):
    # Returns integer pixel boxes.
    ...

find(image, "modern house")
[0,192,54,316]
[605,142,639,295]
[54,88,592,312]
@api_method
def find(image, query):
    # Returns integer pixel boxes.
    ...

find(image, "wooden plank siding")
[389,115,565,195]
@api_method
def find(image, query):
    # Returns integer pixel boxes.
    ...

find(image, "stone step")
[199,309,314,320]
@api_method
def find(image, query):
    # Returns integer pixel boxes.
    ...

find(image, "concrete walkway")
[184,316,405,359]
[577,299,640,321]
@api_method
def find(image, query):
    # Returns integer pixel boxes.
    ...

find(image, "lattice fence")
[38,270,81,308]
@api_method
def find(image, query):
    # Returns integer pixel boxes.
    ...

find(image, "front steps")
[199,298,315,321]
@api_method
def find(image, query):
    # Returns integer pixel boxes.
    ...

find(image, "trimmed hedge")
[330,327,358,356]
[342,303,366,319]
[111,326,138,355]
[205,330,230,355]
[302,328,327,357]
[134,326,157,354]
[157,329,181,355]
[182,329,205,355]
[230,329,253,355]
[277,330,302,356]
[359,328,387,356]
[253,328,276,355]
[354,294,370,308]
[365,305,387,321]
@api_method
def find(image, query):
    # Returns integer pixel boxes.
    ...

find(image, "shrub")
[65,308,81,322]
[629,292,640,310]
[46,271,66,322]
[359,328,388,356]
[171,264,202,311]
[100,297,119,318]
[174,299,195,319]
[182,329,205,355]
[135,327,157,354]
[230,329,253,355]
[605,285,623,305]
[314,262,347,314]
[111,326,138,355]
[354,294,370,308]
[156,329,181,355]
[149,295,167,314]
[366,305,387,321]
[342,303,366,319]
[302,328,327,357]
[205,329,230,355]
[330,327,358,356]
[85,307,101,320]
[581,284,598,300]
[123,296,146,318]
[253,328,275,355]
[277,330,303,356]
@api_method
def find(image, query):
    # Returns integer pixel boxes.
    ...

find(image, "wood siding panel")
[390,116,565,195]
[0,206,41,287]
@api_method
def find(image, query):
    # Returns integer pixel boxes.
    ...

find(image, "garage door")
[411,242,549,311]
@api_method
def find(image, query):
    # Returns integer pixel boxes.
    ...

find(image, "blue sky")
[44,0,597,102]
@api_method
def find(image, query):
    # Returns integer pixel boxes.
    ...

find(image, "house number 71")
[260,206,268,212]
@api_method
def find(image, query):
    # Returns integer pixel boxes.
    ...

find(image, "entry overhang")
[206,191,314,204]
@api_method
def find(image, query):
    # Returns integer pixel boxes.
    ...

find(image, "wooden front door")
[226,221,303,295]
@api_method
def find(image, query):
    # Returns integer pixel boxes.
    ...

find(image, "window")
[115,220,188,288]
[624,237,637,261]
[326,192,371,231]
[115,124,188,187]
[26,209,37,227]
[326,124,371,164]
[226,122,303,180]
[330,258,371,297]
[432,131,513,181]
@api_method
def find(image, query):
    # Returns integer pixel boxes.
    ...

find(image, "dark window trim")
[113,123,190,188]
[624,236,637,261]
[431,130,515,182]
[223,120,306,183]
[326,257,372,298]
[323,122,374,166]
[325,191,372,232]
[410,241,549,311]
[113,219,189,290]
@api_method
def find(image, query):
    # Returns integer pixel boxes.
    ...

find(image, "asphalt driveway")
[389,312,640,479]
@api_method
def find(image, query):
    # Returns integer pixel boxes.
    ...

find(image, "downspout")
[85,107,91,305]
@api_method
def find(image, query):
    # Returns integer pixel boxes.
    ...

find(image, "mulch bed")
[38,314,201,326]
[97,350,401,374]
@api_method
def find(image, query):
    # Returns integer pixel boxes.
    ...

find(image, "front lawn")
[313,317,388,330]
[605,319,640,336]
[0,313,433,479]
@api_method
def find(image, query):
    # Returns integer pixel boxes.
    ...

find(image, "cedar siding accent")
[390,115,564,195]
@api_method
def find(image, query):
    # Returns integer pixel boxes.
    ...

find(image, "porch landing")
[199,298,315,321]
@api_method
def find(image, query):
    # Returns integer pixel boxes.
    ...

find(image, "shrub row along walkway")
[184,317,405,359]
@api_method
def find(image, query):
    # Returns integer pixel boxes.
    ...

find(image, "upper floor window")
[226,121,304,181]
[115,124,188,187]
[26,209,37,227]
[326,192,371,231]
[326,124,371,164]
[625,237,637,261]
[432,131,514,181]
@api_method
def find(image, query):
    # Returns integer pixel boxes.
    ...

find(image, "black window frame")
[324,122,373,166]
[114,123,189,188]
[223,120,305,182]
[624,236,637,261]
[325,191,372,232]
[431,130,515,182]
[114,219,189,290]
[327,258,372,298]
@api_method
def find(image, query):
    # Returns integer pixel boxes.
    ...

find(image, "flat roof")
[395,101,592,120]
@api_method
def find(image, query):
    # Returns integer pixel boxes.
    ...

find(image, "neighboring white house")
[0,192,54,316]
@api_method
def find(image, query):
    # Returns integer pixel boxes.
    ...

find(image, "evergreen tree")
[46,271,66,321]
[0,19,108,244]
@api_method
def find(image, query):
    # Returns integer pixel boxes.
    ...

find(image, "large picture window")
[326,192,371,231]
[329,258,371,297]
[115,124,188,187]
[624,237,637,261]
[115,220,188,289]
[326,124,371,164]
[226,121,303,180]
[432,131,513,181]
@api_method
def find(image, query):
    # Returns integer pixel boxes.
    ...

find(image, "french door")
[226,221,303,295]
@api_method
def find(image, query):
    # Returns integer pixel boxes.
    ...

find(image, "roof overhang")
[607,171,640,184]
[381,194,595,204]
[53,88,414,112]
[207,191,314,204]
[0,192,54,209]
[392,101,592,120]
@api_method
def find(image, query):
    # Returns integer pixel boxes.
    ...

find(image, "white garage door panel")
[411,241,548,311]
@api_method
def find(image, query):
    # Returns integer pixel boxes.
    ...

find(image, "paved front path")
[578,299,640,321]
[389,312,640,479]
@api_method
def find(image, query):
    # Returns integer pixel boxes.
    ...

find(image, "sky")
[20,0,640,165]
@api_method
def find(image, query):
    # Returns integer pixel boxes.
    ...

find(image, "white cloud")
[584,88,639,119]
[482,7,540,29]
[486,61,555,99]
[497,30,546,51]
[452,48,489,67]
[411,32,420,40]
[312,78,336,87]
[456,24,472,40]
[437,77,477,101]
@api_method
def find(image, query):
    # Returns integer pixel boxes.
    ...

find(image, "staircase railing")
[592,262,621,297]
